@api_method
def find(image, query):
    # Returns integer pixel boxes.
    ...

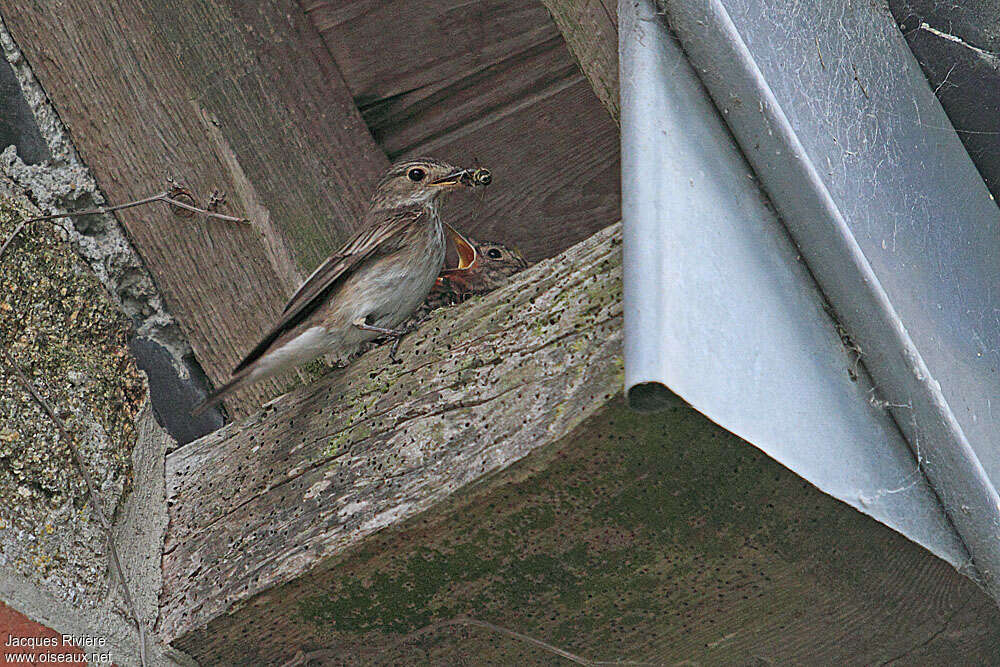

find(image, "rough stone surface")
[0,189,189,665]
[0,192,144,602]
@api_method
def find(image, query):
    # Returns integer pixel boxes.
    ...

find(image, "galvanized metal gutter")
[622,0,1000,599]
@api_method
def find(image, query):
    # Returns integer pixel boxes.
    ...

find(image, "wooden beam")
[0,0,388,416]
[157,224,1000,663]
[539,0,620,122]
[305,0,571,157]
[159,223,624,645]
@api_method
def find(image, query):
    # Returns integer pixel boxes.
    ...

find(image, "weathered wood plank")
[305,0,621,263]
[425,79,621,264]
[153,0,388,270]
[539,0,620,122]
[159,223,624,643]
[303,0,562,145]
[1,0,387,416]
[287,405,1000,665]
[167,389,1000,663]
[362,36,580,160]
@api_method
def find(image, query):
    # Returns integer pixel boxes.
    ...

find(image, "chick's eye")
[407,168,426,182]
[487,248,503,259]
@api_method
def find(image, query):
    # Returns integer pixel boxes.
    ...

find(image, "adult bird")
[192,158,490,415]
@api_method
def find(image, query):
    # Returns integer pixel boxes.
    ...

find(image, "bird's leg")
[386,321,422,363]
[352,317,407,338]
[353,317,409,363]
[389,336,403,363]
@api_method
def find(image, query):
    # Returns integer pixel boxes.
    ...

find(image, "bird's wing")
[232,207,425,373]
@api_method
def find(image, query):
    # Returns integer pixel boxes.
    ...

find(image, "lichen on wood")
[158,218,1000,664]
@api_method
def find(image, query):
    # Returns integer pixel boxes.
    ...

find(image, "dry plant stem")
[0,347,148,667]
[281,616,658,667]
[0,191,248,260]
[430,617,658,666]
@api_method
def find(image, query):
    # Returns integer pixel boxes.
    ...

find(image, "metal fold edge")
[660,0,1000,600]
[620,0,969,573]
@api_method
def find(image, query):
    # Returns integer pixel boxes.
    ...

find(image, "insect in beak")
[471,168,492,186]
[430,168,492,187]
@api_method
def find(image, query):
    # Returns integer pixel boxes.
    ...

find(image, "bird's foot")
[389,335,406,364]
[353,317,408,363]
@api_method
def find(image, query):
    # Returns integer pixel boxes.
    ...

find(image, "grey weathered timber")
[0,0,387,416]
[159,223,624,644]
[158,223,1000,664]
[539,0,619,122]
[304,0,568,156]
[166,396,1000,664]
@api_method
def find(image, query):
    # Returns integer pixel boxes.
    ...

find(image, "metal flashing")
[657,0,1000,600]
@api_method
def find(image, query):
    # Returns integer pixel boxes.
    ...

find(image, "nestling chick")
[425,238,529,310]
[192,158,490,416]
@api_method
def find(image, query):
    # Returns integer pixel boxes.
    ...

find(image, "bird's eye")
[487,248,503,260]
[407,168,426,182]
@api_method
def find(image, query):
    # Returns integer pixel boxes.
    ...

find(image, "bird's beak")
[436,224,478,288]
[429,168,474,187]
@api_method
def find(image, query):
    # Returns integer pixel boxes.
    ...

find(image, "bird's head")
[439,236,529,296]
[476,241,528,274]
[372,158,491,208]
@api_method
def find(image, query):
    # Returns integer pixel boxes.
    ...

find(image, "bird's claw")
[353,317,408,362]
[389,336,403,364]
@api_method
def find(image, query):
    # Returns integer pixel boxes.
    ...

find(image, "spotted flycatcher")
[192,158,490,415]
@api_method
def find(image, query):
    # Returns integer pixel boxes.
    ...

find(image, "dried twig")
[0,190,248,260]
[0,347,148,667]
[283,615,661,667]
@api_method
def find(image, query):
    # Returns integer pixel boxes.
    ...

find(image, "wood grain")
[159,222,624,644]
[423,78,621,264]
[304,0,622,263]
[167,394,1000,663]
[539,0,620,122]
[1,0,387,416]
[303,0,561,143]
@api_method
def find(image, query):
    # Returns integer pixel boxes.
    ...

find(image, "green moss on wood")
[275,398,997,664]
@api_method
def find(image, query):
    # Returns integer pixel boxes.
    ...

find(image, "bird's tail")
[190,367,254,417]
